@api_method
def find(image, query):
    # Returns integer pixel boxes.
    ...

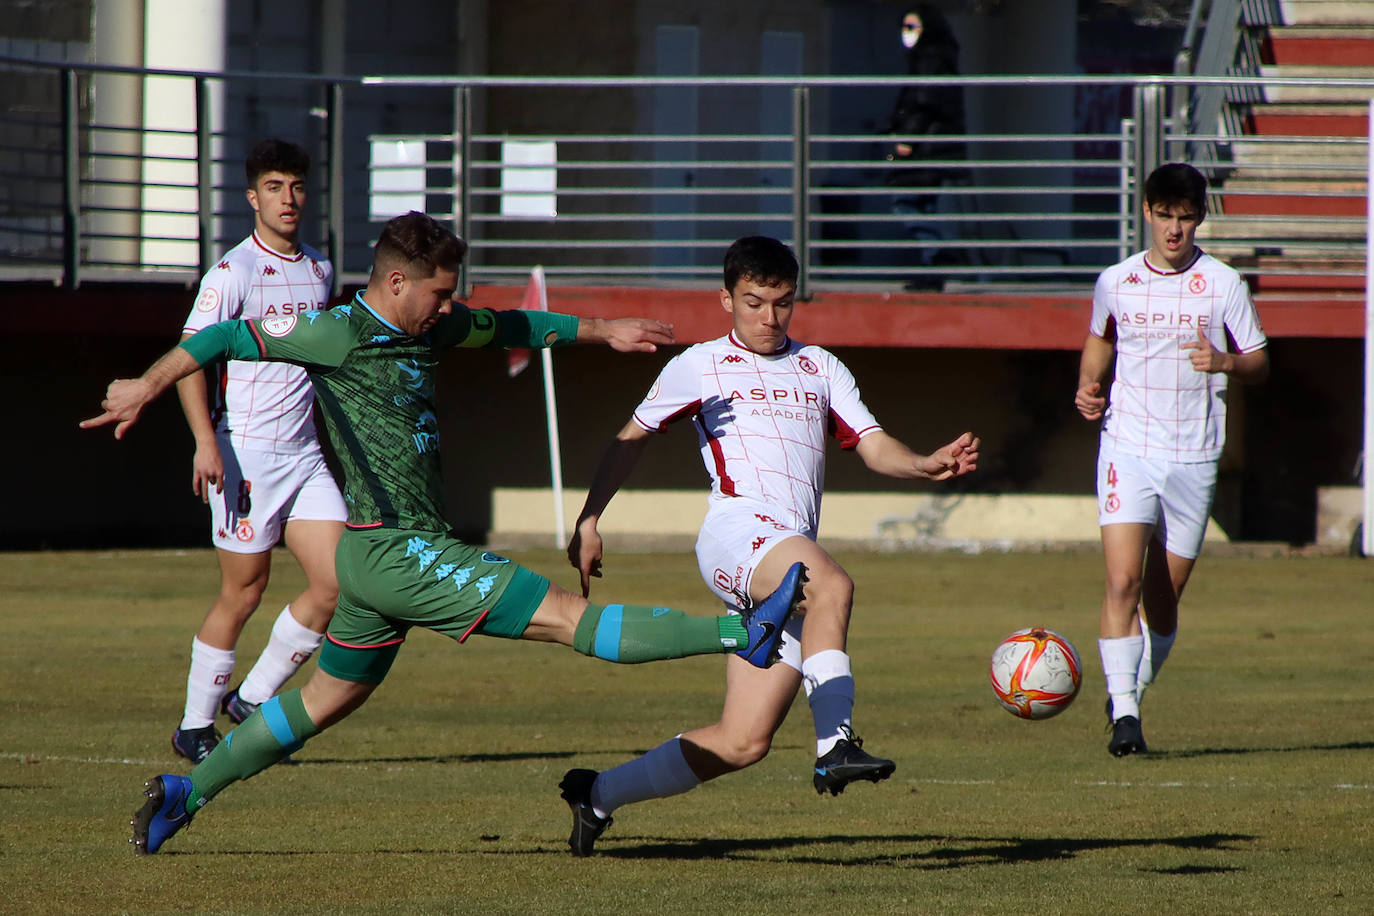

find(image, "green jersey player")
[83,211,804,855]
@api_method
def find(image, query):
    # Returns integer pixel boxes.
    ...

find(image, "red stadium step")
[1262,29,1374,66]
[1220,192,1365,217]
[1247,107,1368,138]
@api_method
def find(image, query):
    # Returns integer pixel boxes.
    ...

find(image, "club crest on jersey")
[1188,274,1207,294]
[797,355,819,375]
[645,379,661,401]
[312,260,324,279]
[261,315,298,337]
[196,287,220,312]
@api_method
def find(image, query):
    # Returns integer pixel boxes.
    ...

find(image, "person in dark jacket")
[884,6,967,288]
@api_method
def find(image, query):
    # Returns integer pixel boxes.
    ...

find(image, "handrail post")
[791,85,810,300]
[327,81,345,298]
[61,67,80,289]
[1132,83,1164,251]
[456,85,473,300]
[195,75,213,277]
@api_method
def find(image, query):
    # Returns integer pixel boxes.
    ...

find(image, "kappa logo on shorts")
[480,552,510,564]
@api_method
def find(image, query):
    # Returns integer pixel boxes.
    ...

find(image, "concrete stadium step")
[1218,176,1367,217]
[1265,28,1374,65]
[1228,135,1368,168]
[1278,0,1374,26]
[1199,214,1364,240]
[1227,254,1367,291]
[1247,103,1369,137]
[1257,66,1374,102]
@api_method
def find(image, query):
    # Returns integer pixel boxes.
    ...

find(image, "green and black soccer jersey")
[180,293,578,531]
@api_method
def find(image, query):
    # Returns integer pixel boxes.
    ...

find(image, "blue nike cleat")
[737,561,807,668]
[130,774,194,855]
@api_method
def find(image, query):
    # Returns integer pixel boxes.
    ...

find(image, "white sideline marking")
[1,752,165,767]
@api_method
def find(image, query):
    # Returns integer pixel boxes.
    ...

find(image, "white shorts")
[1096,448,1217,560]
[210,442,346,554]
[695,498,811,672]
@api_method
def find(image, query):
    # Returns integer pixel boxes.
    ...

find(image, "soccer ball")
[989,627,1082,720]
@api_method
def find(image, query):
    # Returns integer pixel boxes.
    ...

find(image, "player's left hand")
[1182,325,1228,373]
[79,378,153,440]
[923,431,980,480]
[600,317,676,353]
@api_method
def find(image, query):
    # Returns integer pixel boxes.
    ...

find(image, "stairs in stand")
[1199,0,1372,293]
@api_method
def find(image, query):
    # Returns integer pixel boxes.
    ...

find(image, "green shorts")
[319,527,550,683]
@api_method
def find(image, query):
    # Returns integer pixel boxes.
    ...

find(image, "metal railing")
[1,57,1370,297]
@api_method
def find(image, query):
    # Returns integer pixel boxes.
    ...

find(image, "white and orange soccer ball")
[989,627,1082,720]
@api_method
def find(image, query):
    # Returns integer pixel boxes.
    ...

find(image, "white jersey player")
[1076,162,1269,757]
[560,236,980,857]
[169,140,347,765]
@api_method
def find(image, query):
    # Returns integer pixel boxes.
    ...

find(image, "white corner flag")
[510,267,566,547]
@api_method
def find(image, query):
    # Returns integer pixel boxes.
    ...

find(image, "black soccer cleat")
[559,768,613,857]
[1108,715,1148,757]
[219,686,260,725]
[171,725,221,764]
[813,727,896,796]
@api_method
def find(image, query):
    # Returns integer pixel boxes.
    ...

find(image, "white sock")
[802,649,854,757]
[181,638,235,729]
[590,736,700,818]
[1099,636,1144,721]
[237,605,325,705]
[1136,623,1176,703]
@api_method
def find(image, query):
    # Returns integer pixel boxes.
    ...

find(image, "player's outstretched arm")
[80,346,204,440]
[855,430,980,482]
[1075,333,1114,421]
[576,316,676,353]
[567,421,653,597]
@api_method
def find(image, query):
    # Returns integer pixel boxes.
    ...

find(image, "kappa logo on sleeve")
[261,315,298,337]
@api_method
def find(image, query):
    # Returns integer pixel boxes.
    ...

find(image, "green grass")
[2,548,1372,914]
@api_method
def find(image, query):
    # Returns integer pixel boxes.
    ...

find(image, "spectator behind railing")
[882,5,968,290]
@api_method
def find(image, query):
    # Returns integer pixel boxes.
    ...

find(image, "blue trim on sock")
[260,697,305,753]
[594,604,625,661]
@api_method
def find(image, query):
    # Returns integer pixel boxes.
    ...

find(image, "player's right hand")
[79,378,152,440]
[1075,381,1106,421]
[191,440,224,501]
[567,521,605,598]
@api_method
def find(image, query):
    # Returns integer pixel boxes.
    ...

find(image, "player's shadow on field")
[1149,740,1374,760]
[600,831,1255,869]
[297,750,576,765]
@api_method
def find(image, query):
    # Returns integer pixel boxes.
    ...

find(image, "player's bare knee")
[800,567,854,621]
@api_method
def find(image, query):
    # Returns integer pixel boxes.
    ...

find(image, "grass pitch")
[1,546,1371,915]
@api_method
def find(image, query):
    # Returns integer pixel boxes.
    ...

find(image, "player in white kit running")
[170,140,346,763]
[560,236,980,856]
[1075,163,1268,757]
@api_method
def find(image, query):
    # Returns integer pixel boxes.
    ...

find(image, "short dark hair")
[372,211,468,279]
[1144,162,1207,215]
[245,139,310,185]
[723,236,799,291]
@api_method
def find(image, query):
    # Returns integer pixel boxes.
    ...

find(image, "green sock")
[572,603,747,663]
[186,689,320,811]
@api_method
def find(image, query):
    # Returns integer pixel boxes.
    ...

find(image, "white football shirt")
[183,232,334,455]
[633,332,882,534]
[1090,248,1266,463]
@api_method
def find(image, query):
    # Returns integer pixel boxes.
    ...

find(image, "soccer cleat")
[813,726,896,796]
[1108,715,1148,757]
[171,725,221,764]
[736,561,807,668]
[130,774,194,855]
[559,768,612,857]
[219,686,259,725]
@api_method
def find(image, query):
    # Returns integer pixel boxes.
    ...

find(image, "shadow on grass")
[293,750,578,765]
[1150,740,1374,760]
[596,830,1256,869]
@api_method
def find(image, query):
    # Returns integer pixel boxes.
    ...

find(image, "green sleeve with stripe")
[433,305,579,350]
[178,313,356,370]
